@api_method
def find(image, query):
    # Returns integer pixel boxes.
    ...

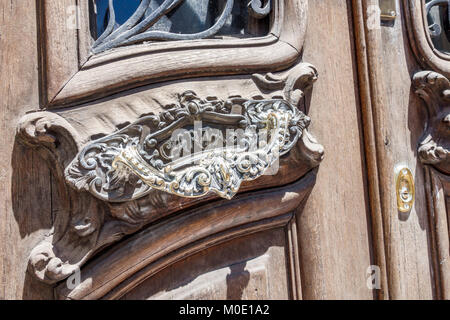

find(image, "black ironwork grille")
[93,0,272,54]
[426,0,450,53]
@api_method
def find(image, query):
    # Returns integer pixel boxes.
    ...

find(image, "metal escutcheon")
[395,166,415,213]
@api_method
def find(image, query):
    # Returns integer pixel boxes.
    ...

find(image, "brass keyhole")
[396,167,415,213]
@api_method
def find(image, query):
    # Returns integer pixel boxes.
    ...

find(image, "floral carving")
[414,71,450,174]
[66,91,310,201]
[16,63,323,284]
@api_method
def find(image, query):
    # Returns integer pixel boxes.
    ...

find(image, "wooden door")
[0,0,446,300]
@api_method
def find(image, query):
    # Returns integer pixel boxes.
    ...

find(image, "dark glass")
[96,0,141,36]
[426,0,450,54]
[95,0,269,40]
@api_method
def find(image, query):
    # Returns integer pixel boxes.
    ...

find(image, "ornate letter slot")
[17,63,323,286]
[66,92,310,201]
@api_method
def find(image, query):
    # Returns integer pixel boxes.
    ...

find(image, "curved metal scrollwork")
[414,71,450,173]
[18,63,321,285]
[248,0,271,18]
[65,91,310,201]
[426,0,450,38]
[93,0,272,54]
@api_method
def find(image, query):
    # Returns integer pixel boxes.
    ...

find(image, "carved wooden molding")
[16,64,323,285]
[413,70,450,174]
[66,92,311,202]
[38,0,308,108]
[55,172,316,300]
[413,70,450,298]
[404,0,450,77]
[423,167,450,299]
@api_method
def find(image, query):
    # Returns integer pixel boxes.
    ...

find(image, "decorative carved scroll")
[413,70,450,298]
[16,63,323,285]
[413,70,450,174]
[248,0,271,18]
[66,92,310,201]
[93,0,272,54]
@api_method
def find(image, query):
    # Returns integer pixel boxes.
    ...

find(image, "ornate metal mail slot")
[17,63,323,284]
[66,92,310,201]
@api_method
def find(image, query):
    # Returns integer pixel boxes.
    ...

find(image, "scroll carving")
[413,70,450,298]
[413,70,450,173]
[17,63,323,284]
[66,92,310,201]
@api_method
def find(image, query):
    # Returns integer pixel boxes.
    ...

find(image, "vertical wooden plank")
[286,217,303,300]
[0,0,53,299]
[297,0,374,299]
[352,0,390,299]
[371,0,434,299]
[39,0,80,106]
[77,0,95,66]
[425,169,450,299]
[350,0,435,299]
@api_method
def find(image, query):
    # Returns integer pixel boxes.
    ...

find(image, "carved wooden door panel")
[402,0,450,299]
[5,0,431,300]
[3,0,326,300]
[347,0,450,299]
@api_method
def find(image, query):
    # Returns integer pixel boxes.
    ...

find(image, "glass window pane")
[426,0,450,54]
[96,0,142,37]
[94,0,270,40]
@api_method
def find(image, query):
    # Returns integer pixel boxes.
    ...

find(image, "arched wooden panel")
[55,172,315,299]
[120,228,292,300]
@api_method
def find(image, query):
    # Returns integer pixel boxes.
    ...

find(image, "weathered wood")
[2,0,444,301]
[56,171,316,299]
[424,168,450,299]
[362,0,434,299]
[413,70,450,299]
[120,228,292,300]
[37,0,81,105]
[56,171,315,300]
[403,0,450,78]
[17,61,323,287]
[352,0,389,300]
[296,0,374,300]
[38,0,308,108]
[0,0,53,300]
